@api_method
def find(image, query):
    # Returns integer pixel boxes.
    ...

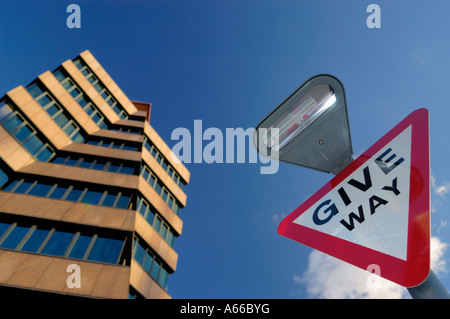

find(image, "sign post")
[278,108,448,297]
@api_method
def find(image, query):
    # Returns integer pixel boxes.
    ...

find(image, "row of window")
[141,164,181,216]
[86,138,140,152]
[52,155,138,175]
[0,101,55,162]
[143,137,186,190]
[111,126,142,135]
[3,178,132,210]
[73,58,129,120]
[53,68,109,130]
[26,82,85,143]
[0,218,125,264]
[133,237,170,291]
[137,196,176,247]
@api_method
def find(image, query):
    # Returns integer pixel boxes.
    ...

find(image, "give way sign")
[278,108,430,287]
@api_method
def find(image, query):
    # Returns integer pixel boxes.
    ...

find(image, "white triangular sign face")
[278,109,430,287]
[293,126,411,260]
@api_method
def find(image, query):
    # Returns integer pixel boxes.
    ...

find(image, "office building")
[0,50,190,298]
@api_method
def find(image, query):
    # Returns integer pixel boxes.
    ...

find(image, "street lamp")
[253,74,353,175]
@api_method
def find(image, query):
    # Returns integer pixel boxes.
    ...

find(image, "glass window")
[3,113,24,131]
[77,96,89,108]
[73,59,83,69]
[142,167,149,181]
[143,253,152,273]
[160,223,168,240]
[167,196,174,210]
[54,112,69,128]
[37,95,52,107]
[120,165,135,175]
[15,180,34,194]
[133,241,146,265]
[0,168,9,188]
[0,222,10,238]
[98,121,108,130]
[27,84,44,98]
[154,181,162,196]
[0,225,29,249]
[69,87,81,98]
[65,187,84,202]
[64,122,78,137]
[173,204,180,215]
[93,160,106,171]
[159,268,169,290]
[167,231,175,248]
[46,103,60,117]
[154,217,161,232]
[0,102,13,122]
[87,237,123,264]
[53,70,65,81]
[21,227,50,253]
[91,112,101,124]
[41,230,74,256]
[107,162,120,173]
[81,190,103,205]
[145,207,155,226]
[151,259,161,281]
[72,131,85,143]
[115,193,130,209]
[36,146,54,162]
[23,134,44,155]
[161,189,168,202]
[3,180,19,192]
[15,124,33,142]
[48,184,68,199]
[28,182,53,197]
[79,158,94,169]
[65,157,78,166]
[102,192,117,207]
[138,200,148,217]
[68,234,92,259]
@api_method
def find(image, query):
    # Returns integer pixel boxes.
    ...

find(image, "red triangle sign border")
[278,108,430,287]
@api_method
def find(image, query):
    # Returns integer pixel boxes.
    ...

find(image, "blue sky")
[1,0,450,298]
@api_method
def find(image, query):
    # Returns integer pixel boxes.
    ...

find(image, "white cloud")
[431,175,450,198]
[296,236,448,299]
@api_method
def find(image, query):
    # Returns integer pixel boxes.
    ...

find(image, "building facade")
[0,50,190,298]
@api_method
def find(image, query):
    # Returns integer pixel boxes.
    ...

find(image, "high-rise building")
[0,50,190,299]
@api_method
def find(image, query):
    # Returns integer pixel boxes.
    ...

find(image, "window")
[143,136,187,191]
[26,83,85,143]
[132,237,170,291]
[73,58,129,120]
[1,178,133,210]
[68,234,91,259]
[0,216,126,265]
[87,236,124,264]
[53,68,110,130]
[85,138,139,152]
[0,224,28,249]
[140,164,182,215]
[0,166,9,188]
[136,196,176,248]
[0,101,55,162]
[41,230,74,256]
[28,182,53,197]
[21,227,50,253]
[81,190,104,205]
